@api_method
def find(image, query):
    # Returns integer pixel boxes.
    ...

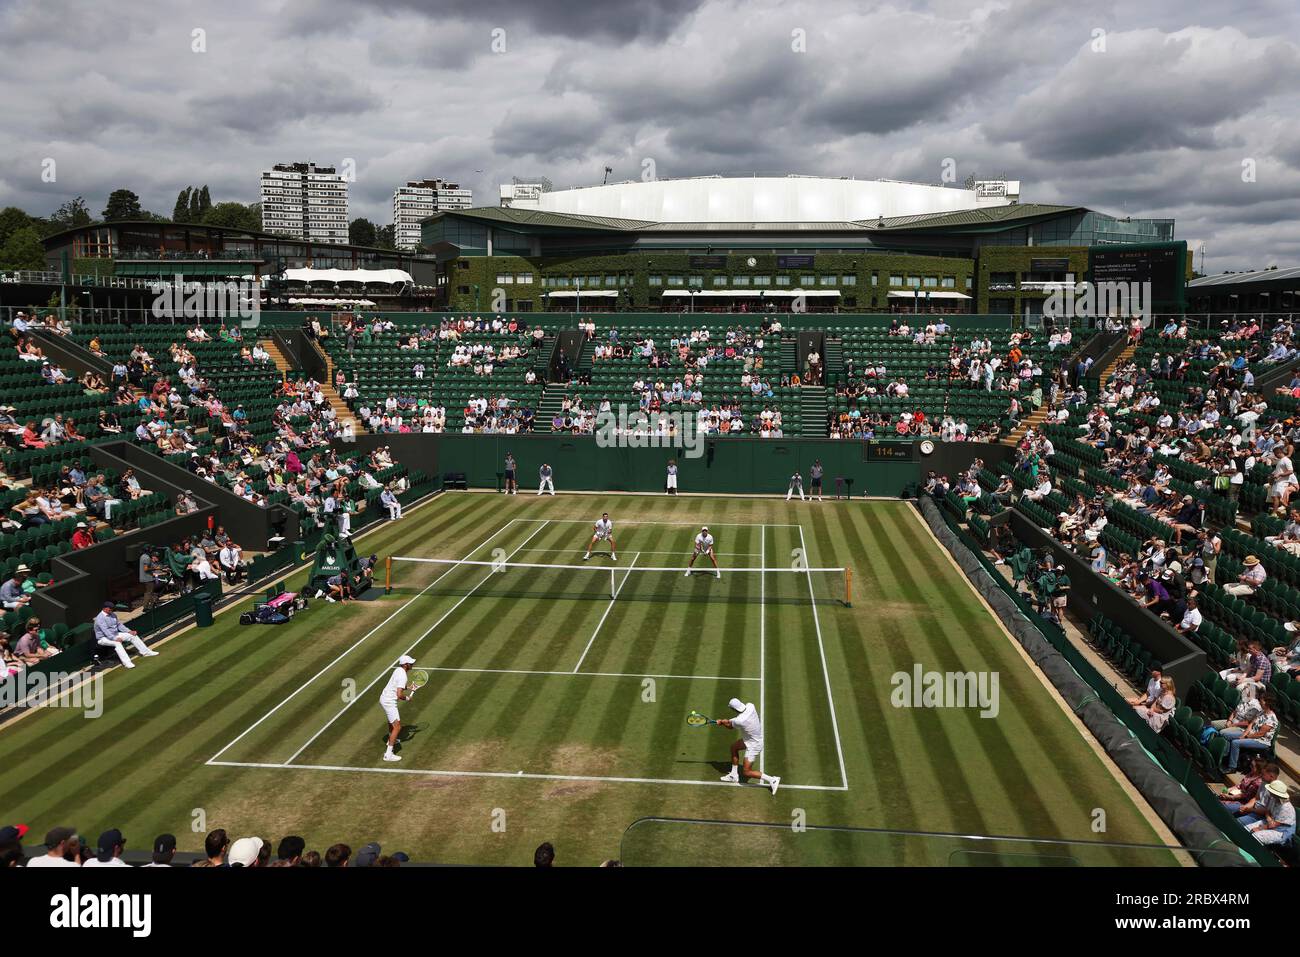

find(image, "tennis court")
[208,515,849,793]
[0,492,1178,865]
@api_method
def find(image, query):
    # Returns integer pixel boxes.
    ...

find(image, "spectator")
[1240,781,1295,847]
[271,836,305,867]
[145,834,177,867]
[227,837,263,868]
[1,566,32,611]
[82,829,128,867]
[94,601,158,669]
[191,828,230,867]
[1134,675,1176,733]
[324,843,351,867]
[1221,699,1279,772]
[71,521,95,550]
[25,827,78,868]
[1224,555,1266,597]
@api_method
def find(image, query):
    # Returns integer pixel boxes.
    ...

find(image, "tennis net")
[385,556,852,605]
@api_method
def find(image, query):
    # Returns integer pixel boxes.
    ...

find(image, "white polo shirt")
[731,703,764,752]
[379,667,407,707]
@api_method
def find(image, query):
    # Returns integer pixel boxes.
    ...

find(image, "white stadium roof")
[500,175,1020,225]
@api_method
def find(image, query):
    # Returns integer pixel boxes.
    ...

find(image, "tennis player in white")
[584,513,617,561]
[718,697,779,793]
[380,654,418,763]
[685,526,721,578]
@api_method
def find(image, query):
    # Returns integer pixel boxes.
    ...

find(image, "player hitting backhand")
[718,697,780,793]
[584,513,617,561]
[380,654,418,762]
[684,525,721,579]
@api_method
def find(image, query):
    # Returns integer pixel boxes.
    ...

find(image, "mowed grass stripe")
[812,505,917,828]
[0,494,488,825]
[215,503,528,764]
[764,523,842,788]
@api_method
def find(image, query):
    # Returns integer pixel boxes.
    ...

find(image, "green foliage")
[349,217,378,247]
[49,197,92,231]
[0,206,34,248]
[102,188,143,221]
[201,201,261,232]
[173,187,193,223]
[0,225,49,270]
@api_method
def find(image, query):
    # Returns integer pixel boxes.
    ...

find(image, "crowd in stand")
[953,314,1300,849]
[0,823,603,868]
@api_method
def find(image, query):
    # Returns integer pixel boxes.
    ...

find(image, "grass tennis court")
[0,492,1178,865]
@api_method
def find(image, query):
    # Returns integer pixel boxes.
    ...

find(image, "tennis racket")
[407,669,429,692]
[685,710,718,728]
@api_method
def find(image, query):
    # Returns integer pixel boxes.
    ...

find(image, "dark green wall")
[445,250,976,312]
[340,433,966,497]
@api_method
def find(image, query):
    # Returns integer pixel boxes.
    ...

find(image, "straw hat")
[1244,555,1261,566]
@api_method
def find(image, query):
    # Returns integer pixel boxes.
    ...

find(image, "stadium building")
[424,174,1184,316]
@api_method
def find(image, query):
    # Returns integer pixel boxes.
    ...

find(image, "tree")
[376,224,396,250]
[197,186,212,220]
[0,226,48,270]
[102,189,143,221]
[201,201,261,232]
[172,187,193,223]
[49,196,92,230]
[349,218,378,247]
[0,207,34,248]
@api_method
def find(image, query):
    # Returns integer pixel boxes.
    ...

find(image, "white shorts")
[739,741,762,760]
[381,701,400,724]
[667,475,678,488]
[594,529,611,540]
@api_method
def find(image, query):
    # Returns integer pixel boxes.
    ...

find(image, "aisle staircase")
[536,384,567,432]
[267,338,363,434]
[779,338,798,376]
[800,386,829,437]
[823,336,844,387]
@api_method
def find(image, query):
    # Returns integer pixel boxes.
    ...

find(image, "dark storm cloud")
[0,0,1296,272]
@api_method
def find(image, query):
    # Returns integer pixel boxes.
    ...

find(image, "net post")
[385,556,392,595]
[844,567,852,607]
[610,568,616,600]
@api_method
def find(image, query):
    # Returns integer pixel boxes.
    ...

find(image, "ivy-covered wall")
[972,246,1090,314]
[444,250,977,311]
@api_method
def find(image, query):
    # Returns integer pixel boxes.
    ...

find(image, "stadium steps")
[308,345,364,434]
[998,406,1050,447]
[535,385,567,432]
[779,338,797,375]
[1096,342,1138,387]
[799,386,829,437]
[533,335,557,375]
[577,338,595,374]
[823,336,844,386]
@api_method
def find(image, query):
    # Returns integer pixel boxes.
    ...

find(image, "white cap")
[228,837,263,867]
[398,655,416,665]
[729,698,745,714]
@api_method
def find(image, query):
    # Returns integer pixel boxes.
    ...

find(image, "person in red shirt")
[71,522,95,550]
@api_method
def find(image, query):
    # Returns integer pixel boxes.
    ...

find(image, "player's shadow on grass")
[676,758,735,774]
[386,724,423,752]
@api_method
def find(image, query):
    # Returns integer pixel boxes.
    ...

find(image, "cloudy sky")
[1,0,1297,272]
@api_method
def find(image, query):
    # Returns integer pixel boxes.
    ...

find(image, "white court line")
[517,548,761,557]
[798,523,849,790]
[207,517,520,764]
[422,666,758,681]
[282,521,551,766]
[572,553,641,672]
[514,519,805,528]
[760,523,766,775]
[206,759,848,792]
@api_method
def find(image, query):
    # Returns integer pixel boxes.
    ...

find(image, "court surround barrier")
[620,817,1241,867]
[918,494,1274,867]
